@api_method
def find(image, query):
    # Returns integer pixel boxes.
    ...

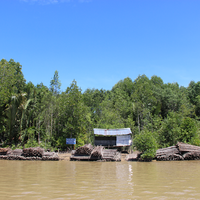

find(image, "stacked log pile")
[12,149,23,156]
[70,144,121,161]
[75,144,93,155]
[90,146,104,160]
[0,147,59,161]
[177,142,200,160]
[23,147,44,157]
[70,144,93,161]
[42,152,59,161]
[102,149,121,161]
[156,142,200,161]
[0,148,11,155]
[156,146,183,161]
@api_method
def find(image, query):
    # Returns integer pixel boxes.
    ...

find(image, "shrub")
[133,129,157,160]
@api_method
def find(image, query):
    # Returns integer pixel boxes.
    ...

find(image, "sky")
[1,0,200,92]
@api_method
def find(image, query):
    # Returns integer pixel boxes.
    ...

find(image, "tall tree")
[50,70,61,96]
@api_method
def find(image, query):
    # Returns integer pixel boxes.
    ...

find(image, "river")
[0,160,200,199]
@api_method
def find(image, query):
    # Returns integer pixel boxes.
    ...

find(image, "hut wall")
[94,136,116,146]
[116,135,131,146]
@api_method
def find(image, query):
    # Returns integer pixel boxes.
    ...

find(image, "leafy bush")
[24,139,38,148]
[133,129,157,160]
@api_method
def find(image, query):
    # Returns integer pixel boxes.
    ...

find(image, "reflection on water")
[0,160,200,199]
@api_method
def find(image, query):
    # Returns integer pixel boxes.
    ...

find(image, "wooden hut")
[93,128,132,148]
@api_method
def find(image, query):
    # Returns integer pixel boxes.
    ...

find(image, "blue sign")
[66,138,76,145]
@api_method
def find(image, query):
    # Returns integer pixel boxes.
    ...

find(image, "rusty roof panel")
[93,128,132,136]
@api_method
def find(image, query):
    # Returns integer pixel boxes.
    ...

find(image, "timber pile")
[156,146,183,161]
[182,152,200,160]
[8,149,23,156]
[0,155,26,160]
[70,144,121,161]
[75,144,93,155]
[90,146,104,159]
[42,152,59,161]
[0,148,11,155]
[23,147,45,157]
[177,142,200,160]
[0,147,59,161]
[71,144,94,161]
[156,142,200,161]
[102,149,121,161]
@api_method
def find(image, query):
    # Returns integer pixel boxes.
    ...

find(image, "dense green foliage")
[133,129,157,160]
[1,58,200,151]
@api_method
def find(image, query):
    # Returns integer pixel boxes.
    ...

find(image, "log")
[177,142,200,153]
[183,151,200,160]
[91,146,104,159]
[156,146,183,161]
[156,146,179,156]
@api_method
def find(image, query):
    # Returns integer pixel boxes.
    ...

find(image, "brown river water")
[0,160,200,200]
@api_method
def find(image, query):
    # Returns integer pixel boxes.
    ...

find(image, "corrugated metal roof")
[93,128,132,136]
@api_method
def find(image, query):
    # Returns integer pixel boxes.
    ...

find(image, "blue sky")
[1,0,200,92]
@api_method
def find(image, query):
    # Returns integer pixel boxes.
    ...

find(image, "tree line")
[1,58,200,154]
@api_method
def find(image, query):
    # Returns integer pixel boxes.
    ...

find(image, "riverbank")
[58,152,128,161]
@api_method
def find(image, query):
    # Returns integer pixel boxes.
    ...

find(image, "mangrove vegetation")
[1,58,200,159]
